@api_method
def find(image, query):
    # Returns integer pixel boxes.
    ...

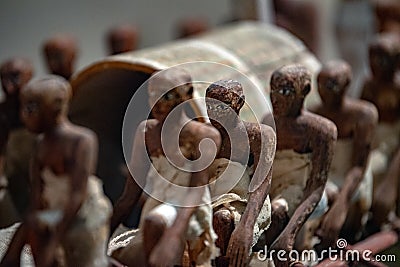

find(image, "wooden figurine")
[361,33,400,227]
[106,24,139,55]
[263,64,337,266]
[205,80,276,267]
[311,60,378,248]
[1,76,112,267]
[0,58,34,218]
[43,34,77,80]
[109,68,221,267]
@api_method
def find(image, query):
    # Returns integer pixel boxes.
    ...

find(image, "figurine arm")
[168,127,221,236]
[110,121,149,233]
[333,103,378,210]
[352,103,378,168]
[148,126,221,266]
[274,120,337,250]
[240,125,275,228]
[226,125,275,267]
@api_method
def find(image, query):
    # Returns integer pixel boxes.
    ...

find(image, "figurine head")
[270,64,311,117]
[176,17,209,38]
[368,33,400,81]
[148,68,193,122]
[206,79,245,129]
[43,34,77,80]
[1,58,33,97]
[107,24,138,55]
[318,60,352,108]
[20,76,71,133]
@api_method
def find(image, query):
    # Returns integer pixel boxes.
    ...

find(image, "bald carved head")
[43,34,78,80]
[270,64,311,117]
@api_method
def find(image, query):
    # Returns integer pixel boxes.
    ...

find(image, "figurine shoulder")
[349,99,379,125]
[303,111,337,141]
[60,124,97,152]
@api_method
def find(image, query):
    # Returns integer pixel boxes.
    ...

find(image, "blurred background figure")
[0,58,33,129]
[43,34,78,80]
[0,58,34,227]
[107,24,139,55]
[176,17,209,38]
[361,33,400,230]
[272,0,320,57]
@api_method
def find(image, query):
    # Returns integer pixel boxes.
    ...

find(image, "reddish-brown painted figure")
[1,76,111,267]
[0,58,34,218]
[43,34,77,80]
[361,33,400,228]
[110,69,221,267]
[312,60,378,248]
[107,25,139,55]
[263,64,337,267]
[205,80,276,267]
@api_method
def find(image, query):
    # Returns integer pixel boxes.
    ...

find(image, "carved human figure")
[311,60,378,248]
[109,68,221,267]
[205,80,275,267]
[43,34,78,80]
[262,64,337,266]
[0,76,112,267]
[106,24,139,55]
[361,33,400,227]
[0,58,34,218]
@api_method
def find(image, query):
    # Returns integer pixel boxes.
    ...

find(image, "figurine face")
[20,92,43,133]
[0,59,33,96]
[206,88,242,128]
[108,25,138,55]
[270,66,311,117]
[20,78,70,133]
[148,84,192,122]
[318,76,344,107]
[368,34,400,80]
[369,49,395,78]
[45,47,75,79]
[43,36,77,80]
[317,61,351,107]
